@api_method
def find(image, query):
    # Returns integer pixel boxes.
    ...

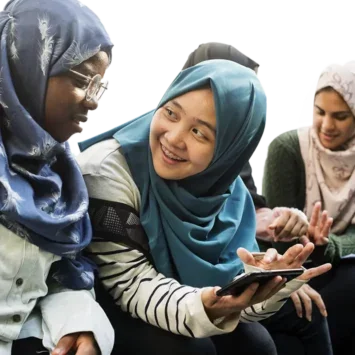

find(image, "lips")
[73,114,88,123]
[321,132,338,140]
[161,144,186,162]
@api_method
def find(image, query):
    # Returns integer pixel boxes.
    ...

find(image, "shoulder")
[76,139,140,209]
[77,139,131,180]
[268,130,301,157]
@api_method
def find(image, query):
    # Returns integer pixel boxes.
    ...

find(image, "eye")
[164,107,177,120]
[74,79,88,90]
[192,128,206,139]
[334,114,351,121]
[316,109,325,116]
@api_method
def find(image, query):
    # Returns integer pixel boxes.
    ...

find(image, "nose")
[83,97,99,111]
[165,126,186,150]
[322,114,335,131]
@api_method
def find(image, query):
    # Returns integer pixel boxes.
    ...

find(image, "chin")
[154,167,182,180]
[321,140,339,151]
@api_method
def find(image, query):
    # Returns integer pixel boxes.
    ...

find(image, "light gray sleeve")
[38,283,114,355]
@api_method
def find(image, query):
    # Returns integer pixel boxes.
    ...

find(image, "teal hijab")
[80,60,266,287]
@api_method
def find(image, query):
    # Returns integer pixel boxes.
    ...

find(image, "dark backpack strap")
[88,197,153,265]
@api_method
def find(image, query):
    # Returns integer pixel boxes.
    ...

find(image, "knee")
[242,323,277,355]
[169,337,216,355]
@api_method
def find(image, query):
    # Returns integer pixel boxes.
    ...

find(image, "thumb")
[237,248,256,266]
[52,333,79,355]
[201,286,221,307]
[268,220,278,229]
[299,235,310,246]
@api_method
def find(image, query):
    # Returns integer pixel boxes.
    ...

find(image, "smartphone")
[216,268,304,297]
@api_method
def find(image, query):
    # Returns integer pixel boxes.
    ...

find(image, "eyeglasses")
[69,69,108,102]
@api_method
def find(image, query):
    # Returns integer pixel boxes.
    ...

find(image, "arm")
[77,141,307,336]
[262,131,305,253]
[88,228,306,331]
[313,225,355,265]
[240,263,306,322]
[86,183,307,333]
[87,237,240,338]
[262,131,305,210]
[38,281,114,355]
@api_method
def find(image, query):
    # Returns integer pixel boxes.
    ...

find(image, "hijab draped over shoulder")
[298,63,355,234]
[0,0,113,289]
[80,60,266,287]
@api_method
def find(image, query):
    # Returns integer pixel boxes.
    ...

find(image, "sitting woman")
[263,62,355,354]
[182,41,334,355]
[0,0,114,354]
[78,60,330,355]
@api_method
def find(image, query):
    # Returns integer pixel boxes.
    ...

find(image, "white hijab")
[298,62,355,234]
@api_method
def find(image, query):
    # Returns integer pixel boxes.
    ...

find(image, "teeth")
[161,145,184,161]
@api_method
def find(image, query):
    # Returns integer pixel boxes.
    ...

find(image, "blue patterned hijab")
[0,0,113,289]
[80,60,266,287]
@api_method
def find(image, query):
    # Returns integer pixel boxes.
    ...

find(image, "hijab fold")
[0,0,113,289]
[299,63,355,234]
[80,60,266,287]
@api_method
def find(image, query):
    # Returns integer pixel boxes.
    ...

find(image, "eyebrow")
[171,100,216,133]
[314,105,351,115]
[76,63,96,78]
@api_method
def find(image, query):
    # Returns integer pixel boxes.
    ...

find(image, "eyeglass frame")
[69,69,108,102]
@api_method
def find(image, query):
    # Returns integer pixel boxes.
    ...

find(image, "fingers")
[272,278,288,295]
[204,283,261,320]
[290,291,303,318]
[52,333,79,355]
[309,202,321,227]
[76,345,98,355]
[299,235,310,246]
[75,333,99,355]
[299,224,309,238]
[279,243,314,268]
[319,210,328,230]
[237,248,256,266]
[298,263,332,281]
[262,248,279,264]
[237,282,260,303]
[201,287,222,308]
[297,287,313,322]
[256,276,287,301]
[320,216,333,242]
[281,243,305,265]
[295,242,315,264]
[303,284,327,317]
[275,213,298,240]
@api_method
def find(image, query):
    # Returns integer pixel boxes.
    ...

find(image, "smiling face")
[149,88,216,180]
[44,51,110,143]
[313,88,355,150]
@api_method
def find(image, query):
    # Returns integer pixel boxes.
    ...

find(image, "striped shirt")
[78,139,306,338]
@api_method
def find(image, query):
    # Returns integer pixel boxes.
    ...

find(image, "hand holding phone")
[216,268,304,297]
[202,272,287,322]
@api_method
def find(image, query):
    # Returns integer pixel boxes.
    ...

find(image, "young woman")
[78,60,330,354]
[263,62,355,354]
[182,41,334,355]
[0,0,113,354]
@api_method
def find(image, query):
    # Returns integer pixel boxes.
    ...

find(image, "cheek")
[312,114,321,129]
[190,142,214,169]
[150,115,169,139]
[342,120,355,136]
[45,86,81,118]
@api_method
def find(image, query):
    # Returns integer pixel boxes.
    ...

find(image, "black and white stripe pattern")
[79,141,306,338]
[87,240,302,338]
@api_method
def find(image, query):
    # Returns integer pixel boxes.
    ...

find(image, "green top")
[262,129,355,265]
